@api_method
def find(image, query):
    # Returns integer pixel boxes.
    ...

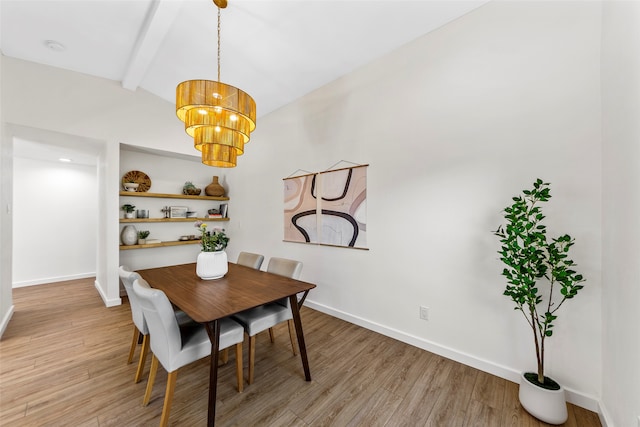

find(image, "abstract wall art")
[283,164,368,249]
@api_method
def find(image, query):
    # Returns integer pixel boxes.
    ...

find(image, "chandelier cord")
[217,6,221,82]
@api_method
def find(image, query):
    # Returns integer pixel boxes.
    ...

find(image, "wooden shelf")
[120,217,228,223]
[119,191,228,201]
[119,188,228,250]
[120,240,202,250]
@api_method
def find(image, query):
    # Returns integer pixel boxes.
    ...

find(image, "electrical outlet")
[420,306,429,321]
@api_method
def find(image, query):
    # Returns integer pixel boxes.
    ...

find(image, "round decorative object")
[205,176,225,197]
[518,372,567,425]
[122,170,152,192]
[120,225,138,246]
[196,250,228,280]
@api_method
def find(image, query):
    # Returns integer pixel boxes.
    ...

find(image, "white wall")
[228,0,604,410]
[12,154,97,286]
[1,0,634,421]
[0,51,13,336]
[0,55,197,309]
[601,2,640,427]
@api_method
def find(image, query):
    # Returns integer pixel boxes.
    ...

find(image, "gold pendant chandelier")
[176,0,256,167]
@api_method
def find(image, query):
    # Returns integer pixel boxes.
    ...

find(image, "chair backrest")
[267,257,303,279]
[132,278,183,368]
[118,265,147,334]
[237,252,265,270]
[267,258,303,308]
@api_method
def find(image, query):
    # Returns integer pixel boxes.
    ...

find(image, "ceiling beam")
[122,0,184,91]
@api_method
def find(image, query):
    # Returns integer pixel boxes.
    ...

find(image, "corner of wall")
[0,304,15,339]
[94,279,121,307]
[597,401,614,427]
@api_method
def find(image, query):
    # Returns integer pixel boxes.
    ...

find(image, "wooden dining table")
[137,262,316,426]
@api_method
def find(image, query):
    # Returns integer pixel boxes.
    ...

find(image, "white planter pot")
[196,251,228,280]
[519,372,567,425]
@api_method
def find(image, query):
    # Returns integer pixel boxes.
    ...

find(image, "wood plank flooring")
[0,279,601,426]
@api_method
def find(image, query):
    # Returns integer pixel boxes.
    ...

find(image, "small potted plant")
[137,230,150,245]
[193,221,229,280]
[183,181,201,196]
[494,179,585,424]
[121,204,136,219]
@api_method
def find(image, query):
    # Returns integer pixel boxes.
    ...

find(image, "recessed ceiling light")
[44,40,66,52]
[58,158,72,163]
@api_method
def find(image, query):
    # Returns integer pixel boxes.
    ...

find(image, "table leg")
[204,320,220,427]
[289,295,312,381]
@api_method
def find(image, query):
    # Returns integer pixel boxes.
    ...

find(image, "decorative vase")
[196,250,228,280]
[120,225,138,246]
[205,176,226,197]
[518,372,567,425]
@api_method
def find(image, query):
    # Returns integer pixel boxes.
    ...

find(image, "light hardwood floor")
[1,279,601,426]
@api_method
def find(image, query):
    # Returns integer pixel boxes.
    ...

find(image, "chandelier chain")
[217,6,221,82]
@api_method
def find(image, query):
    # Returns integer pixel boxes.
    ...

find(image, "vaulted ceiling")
[1,0,489,119]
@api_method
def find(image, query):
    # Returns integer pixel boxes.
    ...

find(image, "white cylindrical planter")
[196,251,228,280]
[519,372,568,425]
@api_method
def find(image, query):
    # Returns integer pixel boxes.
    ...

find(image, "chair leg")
[287,319,298,356]
[160,370,177,427]
[268,327,275,343]
[128,326,139,364]
[248,335,256,385]
[143,354,159,406]
[134,334,150,383]
[221,348,229,364]
[235,342,243,392]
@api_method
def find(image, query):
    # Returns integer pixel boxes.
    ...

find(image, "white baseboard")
[597,403,613,427]
[0,304,15,339]
[13,272,96,288]
[305,300,602,414]
[94,279,121,307]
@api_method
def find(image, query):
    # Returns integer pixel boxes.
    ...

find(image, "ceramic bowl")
[123,182,139,192]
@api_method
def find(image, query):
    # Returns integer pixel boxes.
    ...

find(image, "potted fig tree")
[494,179,585,425]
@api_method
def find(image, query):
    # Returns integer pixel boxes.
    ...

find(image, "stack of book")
[208,203,228,219]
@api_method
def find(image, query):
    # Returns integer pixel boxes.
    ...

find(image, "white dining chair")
[119,266,194,383]
[232,257,303,384]
[133,278,245,427]
[119,266,149,383]
[236,251,265,270]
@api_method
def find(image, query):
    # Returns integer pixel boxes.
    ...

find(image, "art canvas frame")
[284,165,367,249]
